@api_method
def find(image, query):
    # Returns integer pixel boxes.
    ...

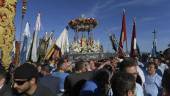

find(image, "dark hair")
[162,69,170,94]
[74,61,86,71]
[93,69,111,95]
[163,48,170,60]
[118,57,137,72]
[94,69,110,85]
[147,62,158,69]
[14,63,38,80]
[103,64,113,74]
[111,72,136,96]
[57,58,64,70]
[0,68,6,79]
[41,64,52,73]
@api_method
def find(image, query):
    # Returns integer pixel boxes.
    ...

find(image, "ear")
[30,78,36,84]
[127,90,134,96]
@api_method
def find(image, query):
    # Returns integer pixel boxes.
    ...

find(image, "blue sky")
[15,0,170,52]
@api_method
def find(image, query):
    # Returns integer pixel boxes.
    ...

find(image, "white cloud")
[85,0,115,17]
[113,0,141,8]
[110,0,167,8]
[85,0,165,18]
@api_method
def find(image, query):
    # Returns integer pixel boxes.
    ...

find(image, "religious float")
[67,16,105,60]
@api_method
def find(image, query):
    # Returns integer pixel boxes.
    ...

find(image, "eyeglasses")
[13,80,28,85]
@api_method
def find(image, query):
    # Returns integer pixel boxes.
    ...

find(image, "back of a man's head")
[111,72,136,96]
[163,48,170,60]
[118,57,137,72]
[41,64,52,74]
[74,61,86,73]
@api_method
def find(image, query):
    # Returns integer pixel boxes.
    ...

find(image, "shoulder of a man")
[135,83,144,96]
[34,83,56,96]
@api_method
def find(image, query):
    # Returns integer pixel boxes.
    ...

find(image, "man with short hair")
[13,63,56,96]
[74,61,87,73]
[154,57,168,76]
[111,72,136,96]
[144,62,162,96]
[118,57,144,96]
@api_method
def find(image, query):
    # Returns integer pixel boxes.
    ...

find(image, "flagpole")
[125,37,128,54]
[20,16,24,41]
[124,9,128,54]
[153,29,157,51]
[106,31,126,57]
[153,30,156,42]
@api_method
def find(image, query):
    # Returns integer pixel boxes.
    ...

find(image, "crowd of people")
[0,48,170,96]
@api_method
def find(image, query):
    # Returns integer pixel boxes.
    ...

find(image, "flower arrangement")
[68,17,98,32]
[70,40,102,54]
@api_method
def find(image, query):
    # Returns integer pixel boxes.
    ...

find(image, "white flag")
[31,13,41,62]
[20,22,31,63]
[23,22,31,37]
[56,27,69,54]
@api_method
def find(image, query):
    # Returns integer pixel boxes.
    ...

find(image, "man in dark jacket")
[64,71,95,96]
[13,63,57,96]
[39,64,60,94]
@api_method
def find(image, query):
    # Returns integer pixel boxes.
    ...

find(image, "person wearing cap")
[13,63,56,96]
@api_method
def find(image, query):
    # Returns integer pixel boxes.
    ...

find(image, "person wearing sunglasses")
[13,63,56,96]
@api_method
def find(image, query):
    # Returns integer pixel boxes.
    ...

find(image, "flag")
[151,30,157,57]
[56,26,69,54]
[118,10,127,57]
[20,22,31,64]
[47,32,54,51]
[44,44,62,60]
[27,32,34,62]
[37,32,53,63]
[109,33,118,52]
[130,18,138,58]
[31,13,41,62]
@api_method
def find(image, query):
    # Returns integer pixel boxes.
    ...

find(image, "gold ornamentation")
[0,0,17,70]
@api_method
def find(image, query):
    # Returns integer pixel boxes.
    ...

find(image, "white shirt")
[137,66,145,85]
[158,63,169,74]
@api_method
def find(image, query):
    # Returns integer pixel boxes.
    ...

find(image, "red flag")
[118,10,127,57]
[44,44,62,61]
[130,18,137,58]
